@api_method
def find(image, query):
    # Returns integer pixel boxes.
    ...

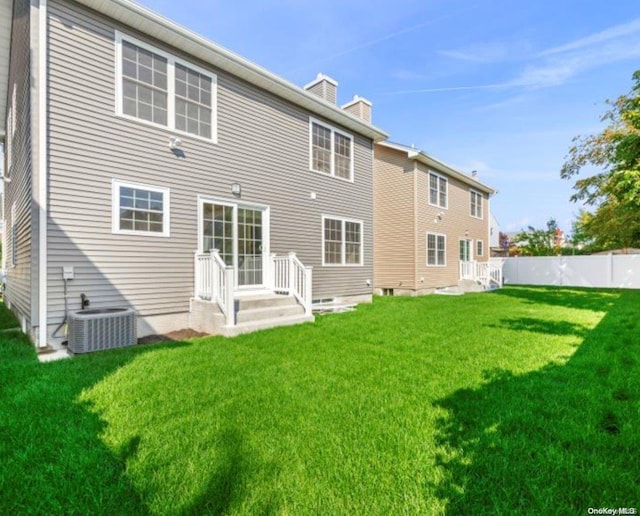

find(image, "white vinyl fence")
[493,255,640,289]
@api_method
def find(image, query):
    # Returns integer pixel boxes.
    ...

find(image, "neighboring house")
[0,0,388,348]
[373,142,498,295]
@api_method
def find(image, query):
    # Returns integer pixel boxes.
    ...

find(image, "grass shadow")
[186,428,278,515]
[491,285,621,312]
[432,289,640,513]
[0,326,194,514]
[488,317,591,339]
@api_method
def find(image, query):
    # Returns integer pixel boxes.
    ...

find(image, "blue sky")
[139,0,640,235]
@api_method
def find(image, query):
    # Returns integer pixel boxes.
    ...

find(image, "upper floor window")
[310,119,353,181]
[470,190,483,218]
[121,40,168,126]
[322,216,363,266]
[116,33,216,142]
[429,172,447,209]
[112,179,170,237]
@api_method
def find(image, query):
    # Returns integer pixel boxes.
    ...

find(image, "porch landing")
[190,293,314,337]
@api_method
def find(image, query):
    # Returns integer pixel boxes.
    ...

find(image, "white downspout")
[37,0,48,347]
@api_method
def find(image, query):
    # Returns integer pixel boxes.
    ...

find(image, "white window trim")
[309,118,355,183]
[428,171,448,210]
[470,189,483,219]
[115,31,218,144]
[321,215,364,267]
[426,231,447,267]
[112,179,171,237]
[477,239,484,257]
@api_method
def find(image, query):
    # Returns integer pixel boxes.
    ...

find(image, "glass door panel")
[202,203,234,266]
[237,208,263,287]
[201,202,266,289]
[459,239,472,262]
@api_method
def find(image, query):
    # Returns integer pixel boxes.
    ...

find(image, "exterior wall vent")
[68,307,137,353]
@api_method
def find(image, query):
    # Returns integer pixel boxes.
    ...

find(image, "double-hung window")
[310,119,354,181]
[477,240,484,257]
[323,216,363,265]
[426,232,446,266]
[112,180,170,237]
[470,190,483,218]
[116,33,216,141]
[429,172,447,208]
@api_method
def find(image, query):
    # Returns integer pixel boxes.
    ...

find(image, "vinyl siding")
[3,0,33,328]
[46,0,373,324]
[373,145,415,290]
[306,80,337,105]
[373,145,491,292]
[415,162,489,288]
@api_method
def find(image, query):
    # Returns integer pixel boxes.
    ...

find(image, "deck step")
[223,314,315,337]
[236,294,298,310]
[236,303,304,324]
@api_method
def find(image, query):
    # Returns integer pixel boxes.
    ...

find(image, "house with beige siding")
[373,141,499,295]
[0,0,387,349]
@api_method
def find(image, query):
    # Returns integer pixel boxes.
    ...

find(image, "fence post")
[304,266,313,315]
[289,252,296,295]
[194,251,199,298]
[269,253,277,291]
[608,253,614,287]
[210,249,219,300]
[224,267,234,326]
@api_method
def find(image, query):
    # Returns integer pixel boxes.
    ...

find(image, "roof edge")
[73,0,388,141]
[377,141,496,195]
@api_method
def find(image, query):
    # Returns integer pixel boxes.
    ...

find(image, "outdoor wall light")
[169,136,182,150]
[231,182,242,196]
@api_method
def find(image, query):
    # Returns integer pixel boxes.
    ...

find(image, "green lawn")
[1,286,638,514]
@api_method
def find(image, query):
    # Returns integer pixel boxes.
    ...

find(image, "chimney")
[303,73,338,104]
[342,95,372,123]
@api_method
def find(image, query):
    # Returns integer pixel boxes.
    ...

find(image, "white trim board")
[38,0,48,348]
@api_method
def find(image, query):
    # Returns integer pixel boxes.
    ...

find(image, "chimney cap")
[303,73,339,90]
[341,94,372,109]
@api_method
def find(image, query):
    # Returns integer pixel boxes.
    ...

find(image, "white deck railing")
[194,250,234,326]
[194,250,312,323]
[460,260,503,288]
[271,252,313,315]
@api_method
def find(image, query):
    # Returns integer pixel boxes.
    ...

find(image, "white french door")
[459,238,473,262]
[200,198,269,290]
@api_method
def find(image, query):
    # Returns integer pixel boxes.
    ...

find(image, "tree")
[513,218,561,256]
[561,70,640,250]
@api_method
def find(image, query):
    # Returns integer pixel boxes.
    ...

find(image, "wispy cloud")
[539,18,640,57]
[474,94,530,112]
[438,42,511,63]
[287,7,477,74]
[379,83,510,95]
[390,17,640,95]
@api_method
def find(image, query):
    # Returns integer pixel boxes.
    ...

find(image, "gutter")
[74,0,389,142]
